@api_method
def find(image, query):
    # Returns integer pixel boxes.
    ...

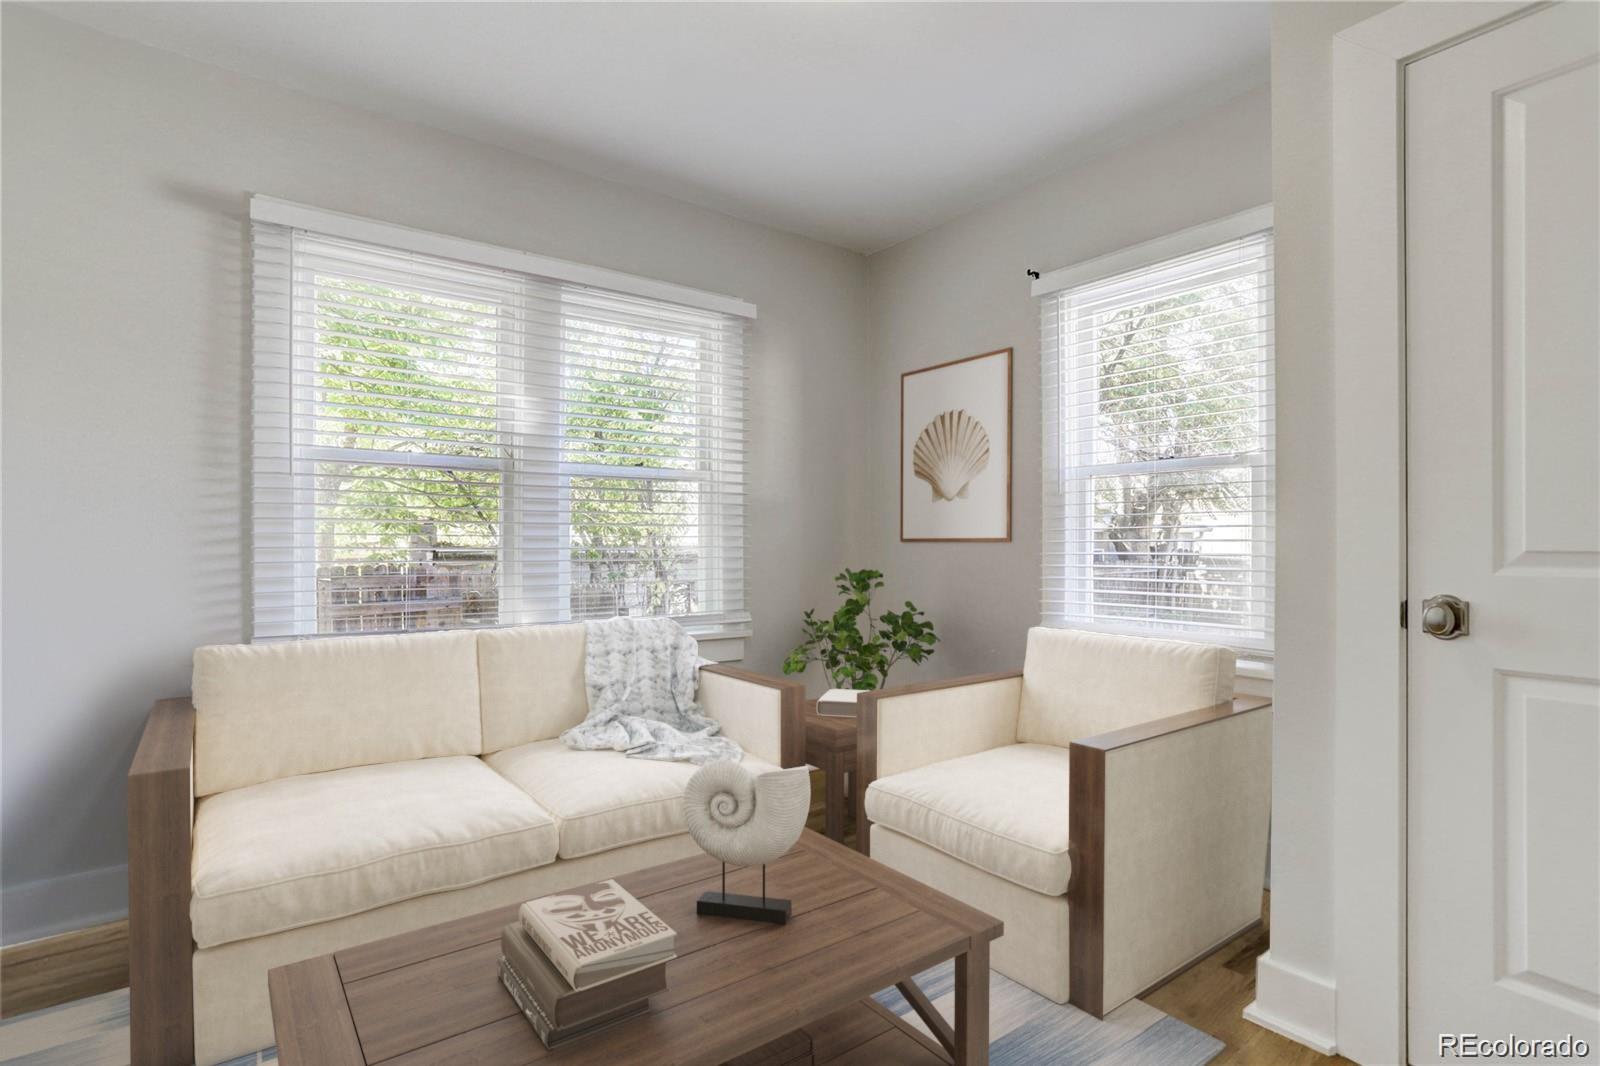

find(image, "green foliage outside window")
[562,318,703,618]
[1083,272,1265,629]
[312,277,503,562]
[309,273,708,628]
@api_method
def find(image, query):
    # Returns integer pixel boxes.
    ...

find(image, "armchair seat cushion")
[864,743,1072,896]
[190,756,559,949]
[485,740,781,859]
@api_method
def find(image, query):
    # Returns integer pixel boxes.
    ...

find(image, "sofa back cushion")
[192,630,482,796]
[1015,627,1234,747]
[477,623,590,752]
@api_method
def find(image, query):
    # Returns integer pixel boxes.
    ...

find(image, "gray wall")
[862,88,1273,680]
[2,9,1280,947]
[0,8,872,942]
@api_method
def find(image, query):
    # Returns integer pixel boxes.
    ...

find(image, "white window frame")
[1035,205,1275,654]
[552,298,741,633]
[287,239,523,635]
[502,278,564,626]
[252,196,755,644]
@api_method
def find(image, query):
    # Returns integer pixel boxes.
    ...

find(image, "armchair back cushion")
[1015,628,1234,747]
[192,630,481,796]
[477,623,590,752]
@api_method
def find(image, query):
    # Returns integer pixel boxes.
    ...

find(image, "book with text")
[499,922,667,1028]
[519,879,676,988]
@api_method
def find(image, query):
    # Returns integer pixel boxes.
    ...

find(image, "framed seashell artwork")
[900,347,1012,541]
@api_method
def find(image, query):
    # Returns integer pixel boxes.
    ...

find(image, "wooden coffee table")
[269,830,1001,1066]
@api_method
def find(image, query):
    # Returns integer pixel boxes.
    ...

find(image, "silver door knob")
[1420,594,1469,639]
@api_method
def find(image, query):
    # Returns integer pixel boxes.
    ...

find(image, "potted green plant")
[782,568,937,691]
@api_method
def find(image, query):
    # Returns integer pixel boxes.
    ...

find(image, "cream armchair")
[855,627,1270,1017]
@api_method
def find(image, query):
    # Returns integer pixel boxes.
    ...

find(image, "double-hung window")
[1036,208,1274,656]
[250,199,752,644]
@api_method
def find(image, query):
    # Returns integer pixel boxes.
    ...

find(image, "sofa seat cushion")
[484,740,781,859]
[863,743,1072,896]
[191,756,559,948]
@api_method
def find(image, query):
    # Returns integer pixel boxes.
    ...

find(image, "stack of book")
[498,878,676,1048]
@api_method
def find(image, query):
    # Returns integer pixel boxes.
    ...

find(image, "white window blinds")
[251,204,750,641]
[1038,211,1274,655]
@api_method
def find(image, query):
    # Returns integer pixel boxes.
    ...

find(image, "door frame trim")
[1330,4,1547,1063]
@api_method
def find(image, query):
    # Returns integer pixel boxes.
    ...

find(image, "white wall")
[0,8,872,943]
[862,87,1272,680]
[1240,3,1394,1056]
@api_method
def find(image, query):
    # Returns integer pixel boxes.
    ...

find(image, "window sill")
[1234,658,1274,698]
[1236,658,1274,681]
[697,637,746,663]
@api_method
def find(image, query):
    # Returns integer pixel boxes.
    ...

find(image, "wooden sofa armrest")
[697,664,806,769]
[1067,695,1272,1017]
[128,697,196,1066]
[855,672,1024,854]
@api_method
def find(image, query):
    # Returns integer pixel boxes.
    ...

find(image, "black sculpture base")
[696,890,791,924]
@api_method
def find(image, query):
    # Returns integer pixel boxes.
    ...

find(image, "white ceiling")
[40,2,1269,254]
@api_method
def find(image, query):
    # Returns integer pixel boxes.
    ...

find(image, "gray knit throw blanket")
[560,617,742,764]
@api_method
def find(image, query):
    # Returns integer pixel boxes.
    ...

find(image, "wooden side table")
[804,700,857,843]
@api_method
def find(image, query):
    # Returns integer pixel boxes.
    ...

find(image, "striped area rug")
[0,993,274,1066]
[874,961,1223,1066]
[1,974,1221,1065]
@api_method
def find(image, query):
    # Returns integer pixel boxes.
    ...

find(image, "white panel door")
[1407,4,1600,1062]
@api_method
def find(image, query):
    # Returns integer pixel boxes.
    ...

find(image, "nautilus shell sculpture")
[913,409,991,502]
[683,763,811,867]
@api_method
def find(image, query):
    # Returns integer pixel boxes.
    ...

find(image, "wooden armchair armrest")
[128,697,196,1065]
[855,672,1024,854]
[1070,695,1271,753]
[697,664,806,768]
[1068,696,1273,1017]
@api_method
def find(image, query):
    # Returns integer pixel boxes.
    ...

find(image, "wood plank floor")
[1144,895,1354,1066]
[3,770,1344,1065]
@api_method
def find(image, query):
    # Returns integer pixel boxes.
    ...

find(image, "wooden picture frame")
[900,348,1012,542]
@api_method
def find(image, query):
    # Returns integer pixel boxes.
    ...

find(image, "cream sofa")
[854,627,1270,1018]
[127,624,803,1065]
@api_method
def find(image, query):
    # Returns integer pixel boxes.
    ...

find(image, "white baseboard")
[1244,951,1338,1056]
[1,864,128,946]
